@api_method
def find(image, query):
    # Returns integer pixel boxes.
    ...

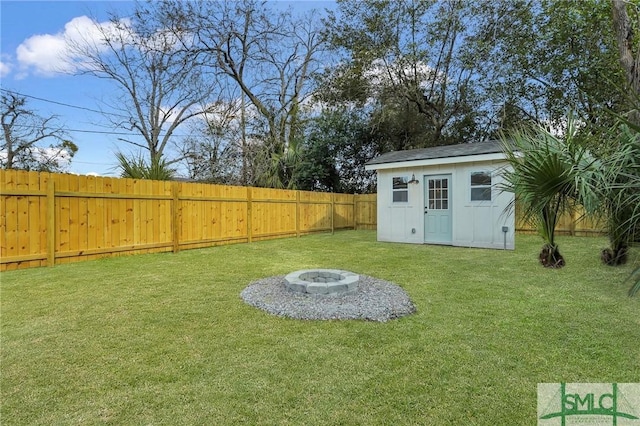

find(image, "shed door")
[424,174,452,244]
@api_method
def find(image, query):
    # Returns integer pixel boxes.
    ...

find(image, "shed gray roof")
[366,140,505,166]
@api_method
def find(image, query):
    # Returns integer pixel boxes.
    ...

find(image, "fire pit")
[284,269,359,296]
[241,271,416,321]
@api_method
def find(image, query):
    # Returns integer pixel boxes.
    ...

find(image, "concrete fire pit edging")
[285,269,359,296]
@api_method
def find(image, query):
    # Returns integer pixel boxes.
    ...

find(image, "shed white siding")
[369,155,515,250]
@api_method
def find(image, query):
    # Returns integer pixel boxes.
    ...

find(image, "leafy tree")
[319,0,629,166]
[487,0,626,138]
[1,91,77,172]
[297,108,378,193]
[367,86,439,152]
[321,0,515,149]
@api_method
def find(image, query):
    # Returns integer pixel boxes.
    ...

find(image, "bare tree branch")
[1,91,76,172]
[64,5,223,164]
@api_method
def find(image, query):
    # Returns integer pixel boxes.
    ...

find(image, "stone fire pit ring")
[285,269,359,296]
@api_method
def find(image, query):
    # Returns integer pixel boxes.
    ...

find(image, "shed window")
[392,176,408,202]
[470,171,492,201]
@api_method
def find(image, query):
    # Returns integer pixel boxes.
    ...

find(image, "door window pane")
[427,177,450,210]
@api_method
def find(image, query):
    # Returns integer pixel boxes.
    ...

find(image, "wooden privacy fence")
[515,205,606,237]
[0,170,377,271]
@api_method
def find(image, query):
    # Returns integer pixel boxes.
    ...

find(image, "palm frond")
[115,152,175,181]
[626,266,640,297]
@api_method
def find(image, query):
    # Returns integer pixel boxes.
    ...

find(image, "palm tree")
[258,138,303,189]
[596,125,640,266]
[500,117,599,268]
[598,124,640,295]
[115,152,175,180]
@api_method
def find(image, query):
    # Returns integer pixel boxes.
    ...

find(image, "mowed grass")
[1,231,639,425]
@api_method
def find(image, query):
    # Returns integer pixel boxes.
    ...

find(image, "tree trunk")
[539,243,565,268]
[601,244,629,266]
[612,0,640,97]
[1,123,14,169]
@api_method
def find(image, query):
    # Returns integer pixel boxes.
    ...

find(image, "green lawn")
[1,231,638,425]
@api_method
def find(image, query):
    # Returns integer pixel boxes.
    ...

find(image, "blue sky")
[0,1,332,176]
[1,1,137,175]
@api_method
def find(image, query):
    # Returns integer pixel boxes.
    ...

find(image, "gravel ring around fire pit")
[240,274,416,322]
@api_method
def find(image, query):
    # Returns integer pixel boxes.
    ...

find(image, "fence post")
[331,193,335,234]
[247,186,253,243]
[46,176,56,267]
[352,194,357,230]
[296,190,300,238]
[172,182,180,253]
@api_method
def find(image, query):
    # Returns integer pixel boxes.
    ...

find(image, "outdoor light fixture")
[408,173,420,184]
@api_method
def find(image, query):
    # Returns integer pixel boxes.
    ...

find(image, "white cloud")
[15,16,128,77]
[0,60,11,77]
[16,32,72,75]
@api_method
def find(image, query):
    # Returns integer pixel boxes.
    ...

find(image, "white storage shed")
[365,141,515,250]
